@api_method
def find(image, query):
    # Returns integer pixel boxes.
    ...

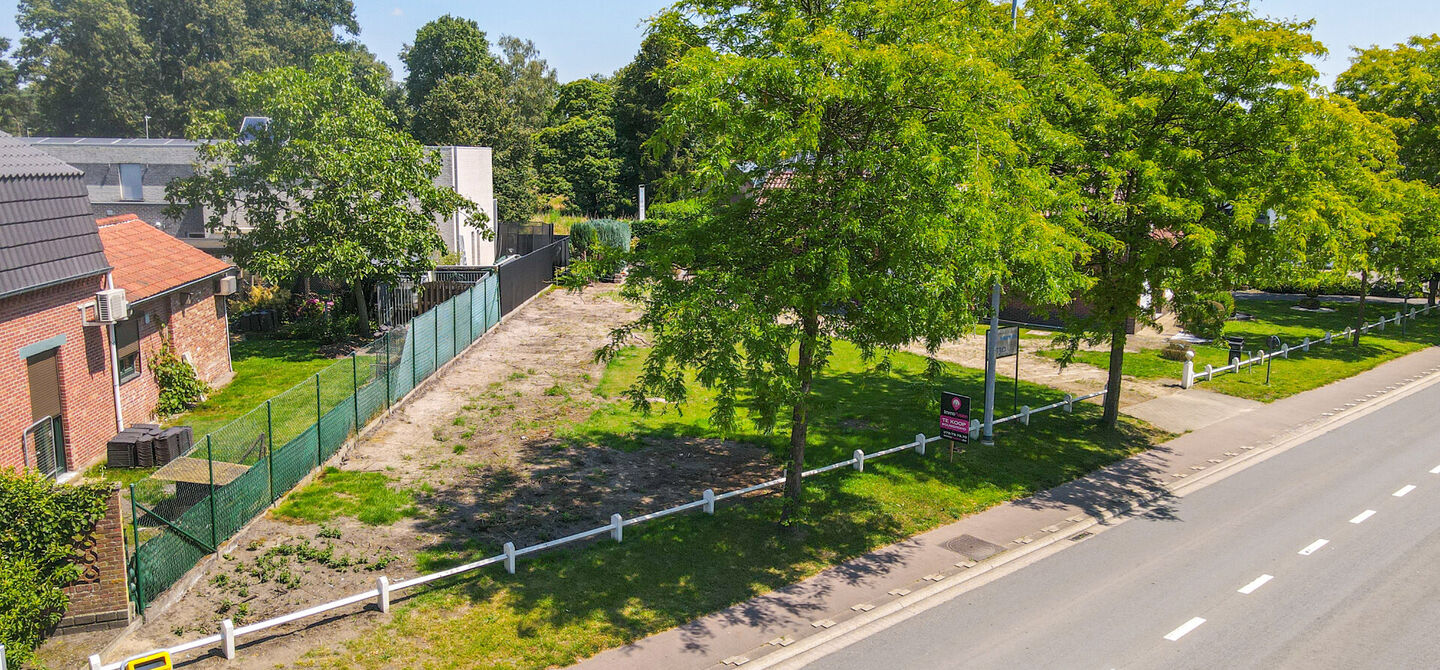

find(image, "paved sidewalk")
[572,345,1440,670]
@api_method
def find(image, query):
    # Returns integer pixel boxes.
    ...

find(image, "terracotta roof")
[97,214,233,302]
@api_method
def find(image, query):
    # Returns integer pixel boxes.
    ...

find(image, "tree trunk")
[1427,273,1437,308]
[353,282,371,336]
[1352,270,1368,347]
[1101,321,1126,429]
[780,308,819,527]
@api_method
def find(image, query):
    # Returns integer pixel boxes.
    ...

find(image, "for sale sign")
[940,392,971,443]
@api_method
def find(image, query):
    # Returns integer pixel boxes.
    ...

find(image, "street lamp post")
[144,115,151,139]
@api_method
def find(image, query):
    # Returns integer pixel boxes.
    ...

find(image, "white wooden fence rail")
[1181,304,1436,389]
[90,387,1106,670]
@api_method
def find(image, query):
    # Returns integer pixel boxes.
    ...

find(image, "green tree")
[1338,34,1440,304]
[401,14,495,110]
[613,12,701,205]
[412,69,538,222]
[497,35,559,133]
[166,53,479,331]
[17,0,362,136]
[1023,0,1340,427]
[535,78,623,216]
[0,38,36,135]
[17,0,156,135]
[606,0,1088,523]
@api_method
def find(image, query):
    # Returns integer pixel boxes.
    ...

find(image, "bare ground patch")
[89,285,778,670]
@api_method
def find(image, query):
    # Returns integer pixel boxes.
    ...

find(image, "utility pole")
[983,282,1000,444]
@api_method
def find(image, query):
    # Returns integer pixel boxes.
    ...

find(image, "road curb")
[744,358,1440,670]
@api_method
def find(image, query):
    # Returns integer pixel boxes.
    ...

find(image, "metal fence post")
[266,400,275,503]
[207,435,217,554]
[384,332,392,407]
[130,483,145,613]
[315,373,322,467]
[451,293,459,360]
[351,352,360,435]
[410,324,417,391]
[468,286,475,343]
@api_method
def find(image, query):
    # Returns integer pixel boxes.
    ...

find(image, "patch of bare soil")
[86,285,778,670]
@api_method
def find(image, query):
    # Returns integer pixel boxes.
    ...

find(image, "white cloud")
[391,7,403,16]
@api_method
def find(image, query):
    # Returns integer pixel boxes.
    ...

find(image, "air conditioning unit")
[95,289,129,323]
[216,275,238,296]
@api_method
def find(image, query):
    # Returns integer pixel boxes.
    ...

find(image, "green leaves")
[167,52,478,289]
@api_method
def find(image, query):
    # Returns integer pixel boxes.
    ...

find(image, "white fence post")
[89,653,102,670]
[914,433,926,454]
[1230,357,1240,372]
[1282,344,1290,359]
[967,419,980,442]
[1181,351,1195,389]
[611,513,623,542]
[852,449,865,471]
[222,618,236,660]
[1325,331,1332,344]
[1302,337,1310,352]
[376,575,390,613]
[503,542,516,574]
[1204,364,1213,381]
[1064,393,1076,411]
[1020,406,1031,425]
[702,488,716,514]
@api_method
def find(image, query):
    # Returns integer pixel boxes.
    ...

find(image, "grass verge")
[1040,299,1440,402]
[296,342,1166,669]
[272,467,419,525]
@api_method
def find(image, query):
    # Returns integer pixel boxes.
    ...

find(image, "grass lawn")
[299,342,1168,669]
[1040,299,1440,402]
[272,467,420,525]
[169,338,337,439]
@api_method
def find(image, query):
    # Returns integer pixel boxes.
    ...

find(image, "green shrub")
[589,219,633,253]
[1175,291,1234,339]
[150,336,210,416]
[568,220,598,257]
[0,470,109,667]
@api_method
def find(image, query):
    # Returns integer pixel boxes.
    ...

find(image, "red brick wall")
[0,277,118,473]
[57,484,131,632]
[119,284,233,425]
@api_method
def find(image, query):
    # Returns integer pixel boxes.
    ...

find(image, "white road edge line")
[1238,574,1274,595]
[1430,465,1440,474]
[1164,617,1207,641]
[1394,485,1417,497]
[1299,539,1329,556]
[1350,510,1377,524]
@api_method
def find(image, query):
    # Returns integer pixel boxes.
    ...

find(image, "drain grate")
[940,534,1005,561]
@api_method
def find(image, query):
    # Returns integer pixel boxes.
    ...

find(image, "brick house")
[97,214,235,425]
[1,132,235,479]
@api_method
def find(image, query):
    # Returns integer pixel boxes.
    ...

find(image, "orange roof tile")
[97,214,233,302]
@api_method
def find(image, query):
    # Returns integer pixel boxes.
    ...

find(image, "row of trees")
[3,4,690,223]
[610,0,1440,523]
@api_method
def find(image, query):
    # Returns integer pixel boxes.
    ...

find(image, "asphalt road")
[802,378,1440,670]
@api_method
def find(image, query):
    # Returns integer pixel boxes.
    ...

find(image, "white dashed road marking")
[1394,485,1416,497]
[1164,617,1207,641]
[1350,510,1377,524]
[1238,574,1274,595]
[1430,465,1440,474]
[1299,539,1329,556]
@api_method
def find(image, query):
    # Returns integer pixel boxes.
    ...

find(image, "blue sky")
[1,1,1437,85]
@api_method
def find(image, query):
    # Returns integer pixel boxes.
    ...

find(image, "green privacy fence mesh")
[128,273,501,611]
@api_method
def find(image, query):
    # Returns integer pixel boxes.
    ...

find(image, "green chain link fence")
[127,272,501,611]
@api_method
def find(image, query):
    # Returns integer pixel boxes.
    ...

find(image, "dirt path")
[95,286,776,670]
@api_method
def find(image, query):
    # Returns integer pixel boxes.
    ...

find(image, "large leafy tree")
[607,0,1088,523]
[0,39,36,135]
[1338,35,1440,303]
[17,0,156,135]
[17,0,363,136]
[535,78,624,216]
[401,15,495,110]
[497,35,559,133]
[166,53,478,331]
[1023,0,1341,427]
[613,12,701,205]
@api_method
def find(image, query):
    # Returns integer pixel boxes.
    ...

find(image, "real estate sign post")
[940,391,971,461]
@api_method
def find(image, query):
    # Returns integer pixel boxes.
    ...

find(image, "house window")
[115,317,141,384]
[119,163,143,201]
